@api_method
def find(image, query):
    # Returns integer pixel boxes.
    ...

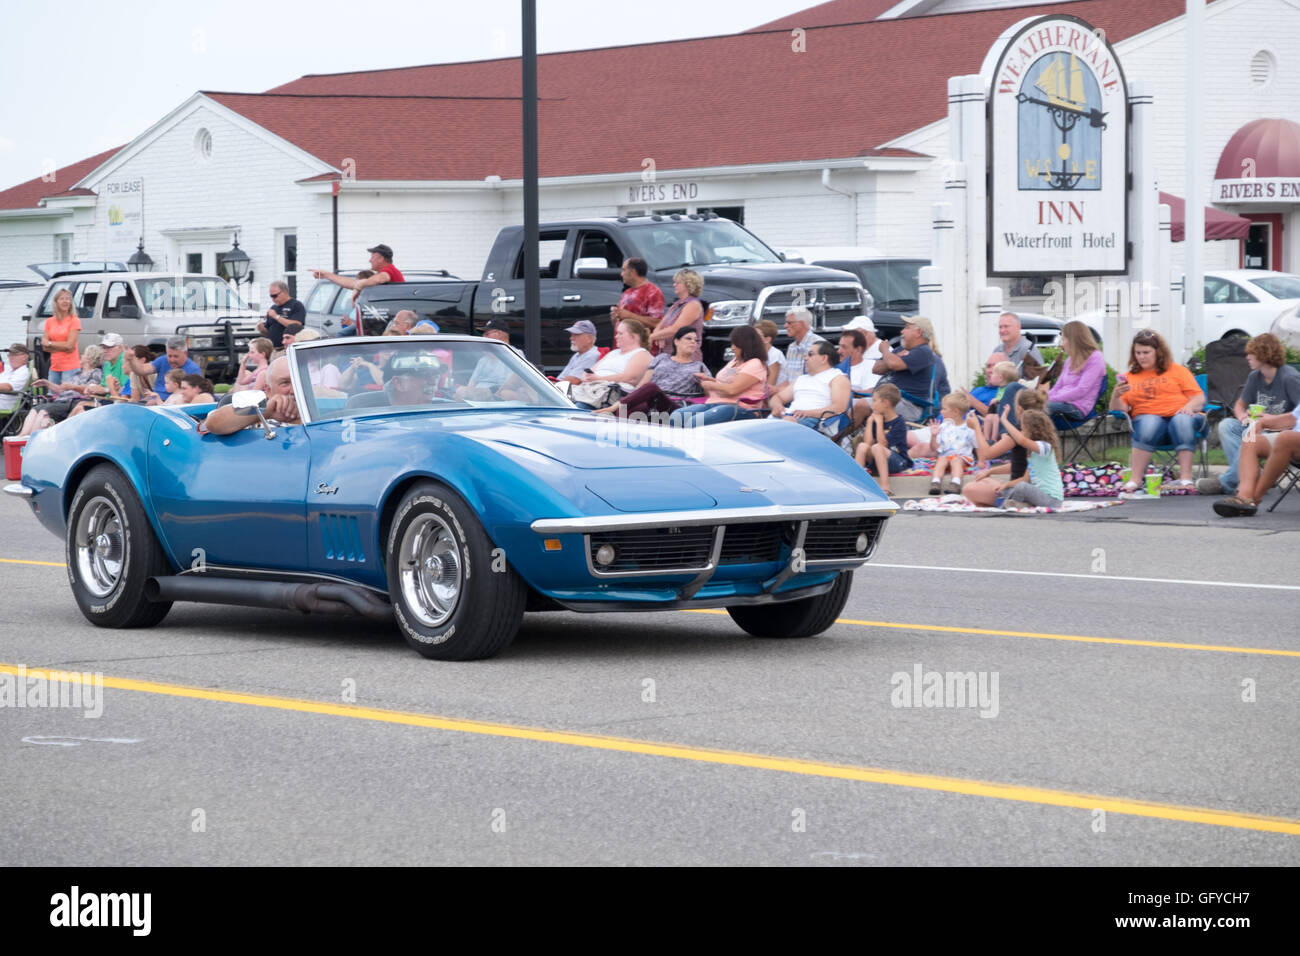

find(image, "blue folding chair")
[1051,372,1111,464]
[898,365,941,423]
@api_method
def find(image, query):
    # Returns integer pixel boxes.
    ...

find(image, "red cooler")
[4,435,28,481]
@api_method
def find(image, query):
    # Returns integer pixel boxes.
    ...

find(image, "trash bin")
[4,435,28,481]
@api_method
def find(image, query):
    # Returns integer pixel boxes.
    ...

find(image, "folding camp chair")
[1109,402,1213,478]
[897,365,941,423]
[1266,460,1300,513]
[1051,372,1110,464]
[1202,337,1250,435]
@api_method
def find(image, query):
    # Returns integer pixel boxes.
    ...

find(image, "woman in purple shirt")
[1045,321,1106,420]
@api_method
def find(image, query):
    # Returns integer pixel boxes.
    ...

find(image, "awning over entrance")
[1159,191,1252,242]
[1211,118,1300,206]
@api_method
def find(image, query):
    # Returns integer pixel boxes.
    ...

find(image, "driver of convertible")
[202,357,301,435]
[386,359,439,406]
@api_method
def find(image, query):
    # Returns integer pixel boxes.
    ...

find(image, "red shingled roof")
[261,0,1183,180]
[0,147,121,211]
[1,0,1187,204]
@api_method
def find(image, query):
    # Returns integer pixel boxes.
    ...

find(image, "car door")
[474,229,564,366]
[562,228,628,352]
[96,279,143,347]
[147,410,311,572]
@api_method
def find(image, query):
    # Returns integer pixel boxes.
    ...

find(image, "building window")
[1250,50,1275,87]
[194,128,213,163]
[186,252,203,274]
[701,206,744,225]
[283,232,298,297]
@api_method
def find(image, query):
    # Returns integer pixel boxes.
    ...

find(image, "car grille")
[588,515,887,575]
[759,287,863,319]
[803,516,887,562]
[718,522,793,565]
[588,527,715,573]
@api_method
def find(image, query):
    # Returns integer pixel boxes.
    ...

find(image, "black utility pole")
[522,0,540,365]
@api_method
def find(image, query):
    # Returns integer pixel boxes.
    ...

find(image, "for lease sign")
[988,16,1129,275]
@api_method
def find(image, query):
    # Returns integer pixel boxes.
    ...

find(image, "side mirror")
[574,257,608,271]
[119,304,139,319]
[231,389,266,411]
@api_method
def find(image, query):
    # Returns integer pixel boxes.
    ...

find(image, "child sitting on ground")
[961,388,1047,506]
[928,392,977,495]
[854,383,911,496]
[995,407,1065,510]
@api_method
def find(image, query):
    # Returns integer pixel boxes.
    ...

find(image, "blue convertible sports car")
[12,337,895,659]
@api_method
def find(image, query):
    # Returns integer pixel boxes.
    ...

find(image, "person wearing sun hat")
[870,315,949,422]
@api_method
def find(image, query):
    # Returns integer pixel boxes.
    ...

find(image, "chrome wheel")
[397,512,462,627]
[74,496,125,599]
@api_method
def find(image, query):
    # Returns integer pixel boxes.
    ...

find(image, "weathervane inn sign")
[989,15,1129,276]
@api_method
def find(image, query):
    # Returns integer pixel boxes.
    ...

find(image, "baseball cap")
[366,243,394,260]
[7,342,30,355]
[902,315,935,340]
[483,318,511,333]
[844,315,875,333]
[100,332,125,347]
[564,320,597,336]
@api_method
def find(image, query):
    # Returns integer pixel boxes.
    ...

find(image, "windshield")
[625,220,782,271]
[294,338,572,423]
[1251,276,1300,300]
[831,260,926,311]
[136,277,250,312]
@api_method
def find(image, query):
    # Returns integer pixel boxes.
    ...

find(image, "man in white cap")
[96,333,128,396]
[837,317,882,426]
[0,343,32,413]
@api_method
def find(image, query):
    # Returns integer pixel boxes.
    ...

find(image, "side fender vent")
[320,514,365,563]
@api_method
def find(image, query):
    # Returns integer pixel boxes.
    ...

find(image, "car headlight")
[706,300,754,326]
[189,337,213,349]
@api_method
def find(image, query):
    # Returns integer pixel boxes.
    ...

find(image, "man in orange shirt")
[1109,329,1204,491]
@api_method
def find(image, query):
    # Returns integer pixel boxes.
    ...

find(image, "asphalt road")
[1,488,1297,866]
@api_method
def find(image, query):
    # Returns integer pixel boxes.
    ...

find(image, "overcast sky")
[0,0,817,192]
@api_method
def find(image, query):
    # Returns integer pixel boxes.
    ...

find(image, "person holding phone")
[555,320,602,384]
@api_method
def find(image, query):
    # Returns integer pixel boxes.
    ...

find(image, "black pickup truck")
[350,215,867,370]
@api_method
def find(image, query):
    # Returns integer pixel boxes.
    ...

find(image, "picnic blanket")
[901,495,1126,515]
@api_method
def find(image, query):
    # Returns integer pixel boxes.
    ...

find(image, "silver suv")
[25,271,262,381]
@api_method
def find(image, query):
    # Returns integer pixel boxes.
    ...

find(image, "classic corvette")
[11,336,895,659]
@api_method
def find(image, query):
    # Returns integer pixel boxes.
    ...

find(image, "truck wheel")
[386,481,525,660]
[66,464,173,628]
[727,571,852,638]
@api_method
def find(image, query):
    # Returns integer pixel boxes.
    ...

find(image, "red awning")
[1214,118,1300,180]
[1160,191,1252,242]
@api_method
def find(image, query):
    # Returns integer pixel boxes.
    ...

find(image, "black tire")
[66,464,173,628]
[385,481,525,660]
[727,571,853,639]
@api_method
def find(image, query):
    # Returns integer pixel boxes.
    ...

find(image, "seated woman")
[597,326,706,417]
[570,319,652,410]
[668,326,768,427]
[1109,329,1204,492]
[20,345,106,434]
[1044,320,1105,422]
[176,374,216,404]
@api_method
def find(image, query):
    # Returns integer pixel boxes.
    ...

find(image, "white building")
[1,0,1296,344]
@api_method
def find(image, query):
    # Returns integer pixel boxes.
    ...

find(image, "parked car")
[23,271,262,381]
[343,216,866,371]
[1268,300,1300,352]
[10,336,895,661]
[1075,270,1300,347]
[303,270,461,335]
[786,247,1066,348]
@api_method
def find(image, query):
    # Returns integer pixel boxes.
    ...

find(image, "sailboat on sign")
[1035,54,1087,112]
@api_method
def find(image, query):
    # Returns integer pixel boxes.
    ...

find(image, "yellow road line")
[0,557,65,568]
[688,609,1300,658]
[4,663,1298,836]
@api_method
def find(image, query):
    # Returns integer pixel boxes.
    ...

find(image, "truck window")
[512,231,569,281]
[75,281,101,318]
[305,282,338,314]
[104,281,139,318]
[571,231,625,274]
[36,281,76,318]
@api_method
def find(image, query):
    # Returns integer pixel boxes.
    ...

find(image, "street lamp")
[126,239,153,272]
[224,233,252,287]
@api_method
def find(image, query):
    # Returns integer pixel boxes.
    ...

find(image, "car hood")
[472,414,784,469]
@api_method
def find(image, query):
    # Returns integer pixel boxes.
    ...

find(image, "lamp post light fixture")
[126,239,153,273]
[224,232,252,287]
